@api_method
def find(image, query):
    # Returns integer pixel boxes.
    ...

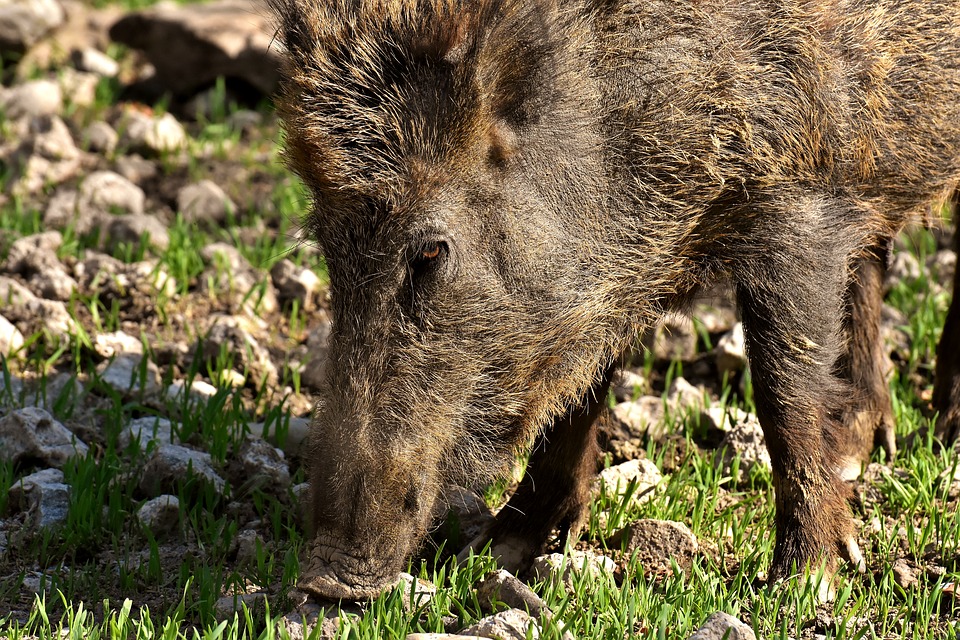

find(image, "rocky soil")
[0,1,958,638]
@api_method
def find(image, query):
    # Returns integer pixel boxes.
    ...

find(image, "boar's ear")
[472,0,564,130]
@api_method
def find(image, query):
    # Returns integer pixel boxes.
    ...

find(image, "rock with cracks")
[0,407,88,467]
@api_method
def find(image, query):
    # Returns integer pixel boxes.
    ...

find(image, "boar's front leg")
[934,200,960,444]
[470,366,615,572]
[837,239,897,465]
[733,213,864,596]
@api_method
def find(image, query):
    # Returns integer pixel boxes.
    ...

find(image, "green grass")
[2,60,959,639]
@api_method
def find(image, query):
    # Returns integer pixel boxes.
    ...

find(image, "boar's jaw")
[299,533,406,600]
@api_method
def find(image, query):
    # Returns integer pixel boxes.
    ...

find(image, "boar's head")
[270,0,637,599]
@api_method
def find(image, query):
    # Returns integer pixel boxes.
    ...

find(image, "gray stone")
[140,443,226,496]
[236,437,291,491]
[300,317,331,390]
[9,468,70,530]
[0,314,24,356]
[0,407,88,467]
[136,495,180,537]
[279,605,340,640]
[56,68,98,108]
[107,213,170,251]
[0,79,61,119]
[77,171,145,229]
[4,231,78,301]
[396,572,436,611]
[611,397,665,439]
[0,0,65,53]
[271,259,321,309]
[613,368,647,401]
[697,405,752,435]
[108,0,282,96]
[610,519,698,577]
[114,154,158,184]
[928,249,957,284]
[117,110,187,155]
[118,416,176,451]
[892,558,918,590]
[226,109,263,132]
[235,529,264,566]
[43,189,82,230]
[246,415,310,457]
[717,412,771,479]
[214,592,268,618]
[199,245,278,316]
[70,47,118,77]
[595,458,662,505]
[715,322,747,377]
[649,316,698,361]
[666,376,705,413]
[442,485,495,546]
[460,609,540,640]
[8,115,80,196]
[81,121,118,154]
[530,551,616,587]
[406,635,484,640]
[200,315,278,387]
[688,612,755,640]
[886,250,921,285]
[476,569,548,617]
[96,352,162,397]
[94,330,143,358]
[165,379,218,404]
[177,180,236,225]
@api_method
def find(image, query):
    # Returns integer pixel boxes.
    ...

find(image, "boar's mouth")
[299,534,402,600]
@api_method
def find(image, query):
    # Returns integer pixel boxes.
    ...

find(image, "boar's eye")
[411,240,449,271]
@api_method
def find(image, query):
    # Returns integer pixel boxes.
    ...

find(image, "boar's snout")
[300,441,442,600]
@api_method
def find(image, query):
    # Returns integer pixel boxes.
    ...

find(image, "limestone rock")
[0,407,88,467]
[9,468,70,529]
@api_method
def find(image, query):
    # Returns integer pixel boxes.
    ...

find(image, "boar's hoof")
[299,537,397,600]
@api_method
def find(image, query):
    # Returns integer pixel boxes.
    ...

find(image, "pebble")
[9,468,71,529]
[214,592,268,618]
[70,47,119,77]
[136,495,180,537]
[595,458,662,502]
[82,121,119,154]
[118,416,177,451]
[236,437,291,491]
[0,314,25,356]
[97,352,162,397]
[688,612,755,640]
[715,322,747,377]
[119,110,188,155]
[610,397,665,439]
[0,79,62,119]
[107,213,171,251]
[0,407,89,467]
[140,443,226,497]
[177,180,236,225]
[77,170,146,223]
[94,330,144,358]
[609,519,699,577]
[271,259,321,309]
[0,0,65,52]
[717,413,771,479]
[613,368,647,401]
[530,551,616,587]
[459,609,540,640]
[476,569,548,617]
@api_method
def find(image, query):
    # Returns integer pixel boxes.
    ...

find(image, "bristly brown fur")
[268,0,960,599]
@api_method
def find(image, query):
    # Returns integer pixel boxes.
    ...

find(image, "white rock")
[613,368,647,401]
[715,322,747,376]
[77,171,145,224]
[82,121,118,154]
[718,413,771,479]
[460,609,540,640]
[94,330,143,358]
[0,407,88,467]
[9,468,70,529]
[140,443,225,496]
[71,47,119,77]
[119,416,176,451]
[688,612,755,640]
[97,353,162,396]
[0,0,65,51]
[0,314,24,356]
[596,458,662,501]
[177,180,236,225]
[136,495,180,536]
[0,79,61,119]
[531,550,616,586]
